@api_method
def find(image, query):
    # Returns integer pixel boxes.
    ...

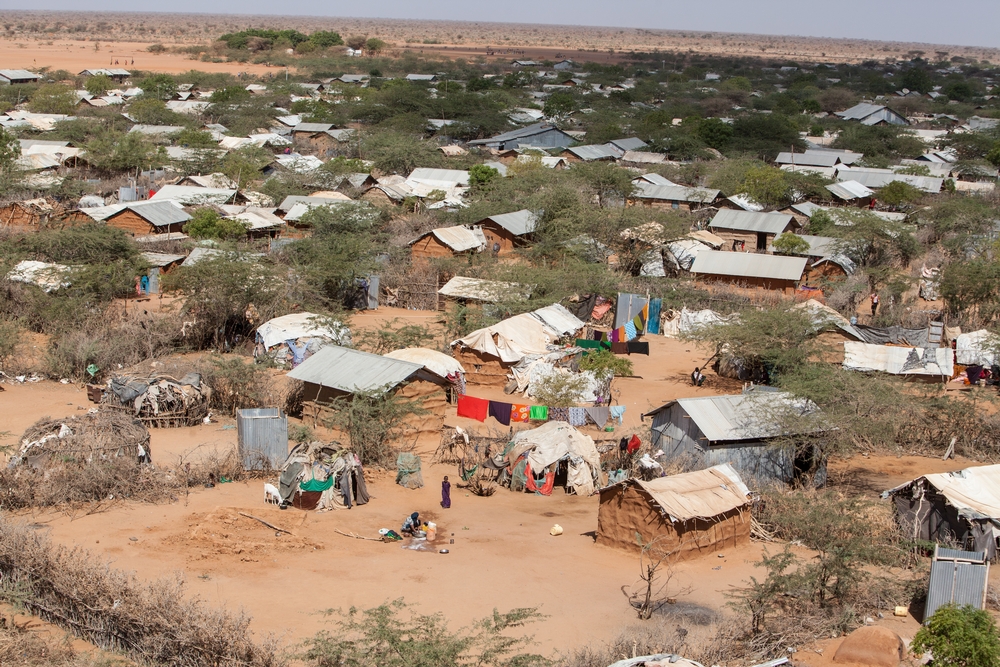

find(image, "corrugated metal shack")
[641,390,829,487]
[237,408,289,470]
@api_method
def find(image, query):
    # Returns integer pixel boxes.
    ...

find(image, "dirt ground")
[0,306,989,659]
[0,38,278,75]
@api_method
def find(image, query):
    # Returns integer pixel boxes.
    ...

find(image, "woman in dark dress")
[441,476,451,509]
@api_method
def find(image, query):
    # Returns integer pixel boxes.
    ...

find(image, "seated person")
[401,512,421,536]
[691,367,705,387]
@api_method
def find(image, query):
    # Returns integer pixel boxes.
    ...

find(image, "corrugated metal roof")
[644,392,822,443]
[0,69,41,81]
[565,144,619,161]
[621,151,667,164]
[708,209,796,235]
[287,345,422,393]
[826,180,874,200]
[292,122,335,133]
[776,151,841,167]
[483,209,538,236]
[140,252,186,266]
[790,202,824,218]
[794,234,841,257]
[633,182,720,203]
[690,250,807,281]
[150,185,236,205]
[114,200,191,227]
[277,195,351,212]
[609,137,648,152]
[468,122,573,145]
[633,173,676,186]
[836,168,942,193]
[836,103,889,121]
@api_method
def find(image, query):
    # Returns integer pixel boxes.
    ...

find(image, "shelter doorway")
[756,232,767,252]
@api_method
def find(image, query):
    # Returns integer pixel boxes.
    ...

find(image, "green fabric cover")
[299,476,334,492]
[529,405,548,420]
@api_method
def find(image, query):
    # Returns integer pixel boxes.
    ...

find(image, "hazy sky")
[11,0,1000,50]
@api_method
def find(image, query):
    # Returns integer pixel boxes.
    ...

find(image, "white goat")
[263,483,282,505]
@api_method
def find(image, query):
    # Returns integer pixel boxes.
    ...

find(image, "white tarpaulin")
[384,348,465,379]
[6,260,72,292]
[843,341,953,376]
[889,464,1000,520]
[665,239,707,271]
[660,307,736,338]
[255,313,350,350]
[956,330,1000,367]
[508,421,602,496]
[453,304,585,363]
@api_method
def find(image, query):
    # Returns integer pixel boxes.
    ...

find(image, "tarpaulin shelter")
[102,373,210,427]
[886,464,1000,560]
[451,303,585,386]
[843,341,953,379]
[254,312,351,367]
[956,330,1000,367]
[504,421,602,496]
[276,442,369,510]
[597,464,750,559]
[12,410,150,469]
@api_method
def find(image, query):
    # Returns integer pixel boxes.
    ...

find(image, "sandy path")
[0,38,279,75]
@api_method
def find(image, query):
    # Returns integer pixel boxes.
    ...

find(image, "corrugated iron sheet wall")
[236,408,288,470]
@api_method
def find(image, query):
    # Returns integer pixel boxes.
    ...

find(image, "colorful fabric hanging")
[624,321,638,341]
[568,407,587,426]
[584,406,610,428]
[510,404,531,422]
[549,407,569,422]
[529,405,548,421]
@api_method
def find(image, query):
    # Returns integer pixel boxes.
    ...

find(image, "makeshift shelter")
[475,210,539,256]
[886,464,1000,560]
[451,303,585,386]
[409,226,486,262]
[504,421,602,496]
[956,330,1000,367]
[254,312,351,367]
[102,373,210,427]
[642,390,829,487]
[690,250,807,294]
[11,410,151,468]
[287,345,451,432]
[437,276,527,309]
[276,442,369,510]
[597,464,751,559]
[384,348,466,382]
[843,342,952,380]
[6,260,72,292]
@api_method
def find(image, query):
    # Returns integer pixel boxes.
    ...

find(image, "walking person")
[870,292,879,317]
[134,275,141,297]
[440,476,451,509]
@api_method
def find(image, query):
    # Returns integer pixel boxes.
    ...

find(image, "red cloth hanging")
[627,434,642,454]
[457,394,489,422]
[524,462,555,496]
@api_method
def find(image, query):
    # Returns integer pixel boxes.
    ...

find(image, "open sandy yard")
[0,306,991,658]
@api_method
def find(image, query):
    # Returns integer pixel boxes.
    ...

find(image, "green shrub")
[912,605,1000,667]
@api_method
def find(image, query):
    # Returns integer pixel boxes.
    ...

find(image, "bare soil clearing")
[0,306,984,655]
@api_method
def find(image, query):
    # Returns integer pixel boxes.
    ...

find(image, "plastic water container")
[426,522,437,541]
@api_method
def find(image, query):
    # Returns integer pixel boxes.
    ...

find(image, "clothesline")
[457,394,626,429]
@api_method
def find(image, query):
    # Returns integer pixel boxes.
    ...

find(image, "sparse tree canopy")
[912,605,1000,667]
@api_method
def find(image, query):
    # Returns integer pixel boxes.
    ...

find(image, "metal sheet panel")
[237,408,288,470]
[287,345,423,393]
[484,210,538,236]
[708,209,796,235]
[690,250,807,282]
[614,293,648,329]
[634,182,720,204]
